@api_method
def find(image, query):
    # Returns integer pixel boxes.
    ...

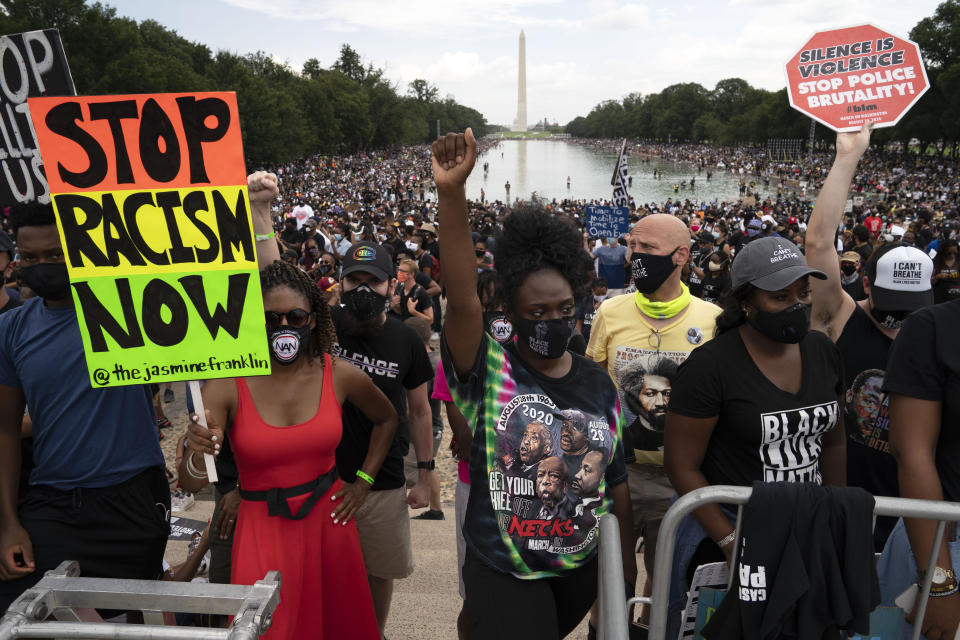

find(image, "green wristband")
[254,231,275,241]
[356,470,375,486]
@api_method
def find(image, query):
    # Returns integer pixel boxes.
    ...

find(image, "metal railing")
[0,561,281,639]
[597,485,960,640]
[597,514,629,640]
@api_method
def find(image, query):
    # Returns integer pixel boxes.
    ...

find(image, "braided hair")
[260,260,336,359]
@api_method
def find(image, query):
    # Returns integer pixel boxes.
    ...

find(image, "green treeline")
[0,0,488,164]
[567,0,960,149]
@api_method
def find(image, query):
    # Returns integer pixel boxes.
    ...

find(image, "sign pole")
[188,380,219,483]
[808,118,816,165]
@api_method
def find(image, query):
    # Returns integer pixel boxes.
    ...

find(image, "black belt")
[238,467,338,521]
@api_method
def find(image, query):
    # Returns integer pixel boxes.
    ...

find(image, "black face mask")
[268,325,311,366]
[870,306,910,330]
[840,264,858,276]
[748,302,811,343]
[514,316,575,359]
[341,283,387,319]
[630,248,679,294]
[20,262,71,300]
[475,249,486,257]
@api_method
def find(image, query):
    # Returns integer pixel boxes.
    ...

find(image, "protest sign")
[168,516,209,541]
[0,28,74,207]
[785,24,929,132]
[585,205,629,238]
[28,92,270,389]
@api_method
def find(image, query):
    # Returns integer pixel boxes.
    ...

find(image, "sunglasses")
[265,309,312,329]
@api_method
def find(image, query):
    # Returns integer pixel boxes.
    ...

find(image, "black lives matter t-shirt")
[670,328,843,486]
[331,308,434,490]
[883,299,960,502]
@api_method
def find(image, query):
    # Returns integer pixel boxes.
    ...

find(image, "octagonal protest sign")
[785,24,929,132]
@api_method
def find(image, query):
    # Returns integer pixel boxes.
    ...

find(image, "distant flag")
[611,139,630,207]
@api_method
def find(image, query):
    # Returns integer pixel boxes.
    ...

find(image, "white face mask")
[708,262,722,272]
[405,240,419,251]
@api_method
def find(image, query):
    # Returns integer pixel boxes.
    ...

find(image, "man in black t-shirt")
[805,126,935,551]
[686,232,713,298]
[331,242,435,637]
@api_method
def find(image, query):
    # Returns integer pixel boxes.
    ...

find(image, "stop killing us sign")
[784,24,930,132]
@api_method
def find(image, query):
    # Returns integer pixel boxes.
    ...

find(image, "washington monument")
[513,29,527,132]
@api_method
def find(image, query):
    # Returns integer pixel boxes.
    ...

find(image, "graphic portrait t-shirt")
[669,328,843,486]
[443,333,627,579]
[587,293,721,465]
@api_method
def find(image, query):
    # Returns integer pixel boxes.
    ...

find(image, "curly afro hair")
[10,202,56,237]
[260,260,336,359]
[492,204,594,311]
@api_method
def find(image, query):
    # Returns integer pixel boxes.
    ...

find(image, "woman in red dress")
[181,260,397,639]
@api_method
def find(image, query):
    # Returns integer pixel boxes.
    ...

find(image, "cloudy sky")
[106,0,942,126]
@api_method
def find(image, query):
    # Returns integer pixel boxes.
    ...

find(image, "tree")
[332,44,365,83]
[0,0,490,160]
[408,79,438,102]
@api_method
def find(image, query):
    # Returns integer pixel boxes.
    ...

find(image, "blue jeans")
[877,518,960,640]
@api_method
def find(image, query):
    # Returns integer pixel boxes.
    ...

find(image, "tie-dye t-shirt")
[442,333,627,579]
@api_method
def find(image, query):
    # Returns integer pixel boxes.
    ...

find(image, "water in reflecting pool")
[466,140,752,206]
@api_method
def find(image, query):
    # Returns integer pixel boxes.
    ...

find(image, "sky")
[104,0,943,127]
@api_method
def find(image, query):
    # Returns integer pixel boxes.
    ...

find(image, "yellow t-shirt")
[586,294,721,465]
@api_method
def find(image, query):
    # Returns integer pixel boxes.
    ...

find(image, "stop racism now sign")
[785,24,929,132]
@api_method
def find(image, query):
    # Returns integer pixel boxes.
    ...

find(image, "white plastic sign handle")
[188,380,218,483]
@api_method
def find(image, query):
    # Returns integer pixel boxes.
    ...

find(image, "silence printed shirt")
[443,333,627,579]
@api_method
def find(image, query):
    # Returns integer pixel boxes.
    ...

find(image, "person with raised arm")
[434,129,636,638]
[804,124,935,551]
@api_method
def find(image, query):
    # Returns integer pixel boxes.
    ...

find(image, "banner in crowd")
[785,24,929,132]
[28,92,270,388]
[585,205,629,238]
[0,28,75,207]
[611,138,630,207]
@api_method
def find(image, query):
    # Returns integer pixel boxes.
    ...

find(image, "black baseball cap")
[731,236,826,291]
[341,242,395,282]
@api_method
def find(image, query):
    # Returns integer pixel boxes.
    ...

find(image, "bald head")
[628,214,691,300]
[630,214,690,254]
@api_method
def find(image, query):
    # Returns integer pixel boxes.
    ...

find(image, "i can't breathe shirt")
[442,332,627,579]
[669,328,844,486]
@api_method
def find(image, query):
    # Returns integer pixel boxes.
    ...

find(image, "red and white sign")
[785,24,929,132]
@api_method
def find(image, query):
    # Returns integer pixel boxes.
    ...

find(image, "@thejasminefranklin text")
[93,353,270,385]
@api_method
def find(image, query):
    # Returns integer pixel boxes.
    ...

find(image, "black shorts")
[0,467,170,613]
[463,548,598,639]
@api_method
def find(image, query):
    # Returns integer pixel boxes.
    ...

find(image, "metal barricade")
[597,514,629,640]
[0,561,281,640]
[596,485,960,640]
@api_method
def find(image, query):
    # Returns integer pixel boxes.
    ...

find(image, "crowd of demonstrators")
[569,136,960,211]
[1,125,960,640]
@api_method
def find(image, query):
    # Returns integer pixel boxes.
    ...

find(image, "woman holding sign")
[181,259,396,640]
